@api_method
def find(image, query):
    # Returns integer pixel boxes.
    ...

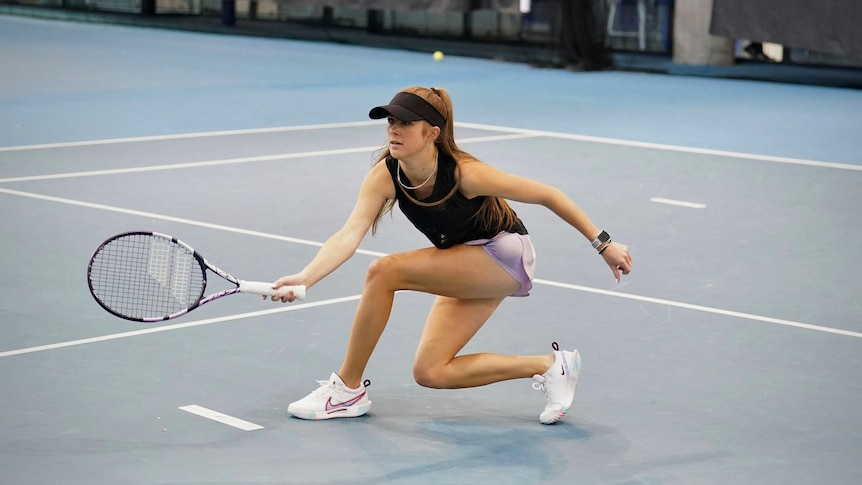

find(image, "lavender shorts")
[466,231,536,297]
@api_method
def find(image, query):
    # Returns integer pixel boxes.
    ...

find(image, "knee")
[413,363,447,389]
[365,255,400,288]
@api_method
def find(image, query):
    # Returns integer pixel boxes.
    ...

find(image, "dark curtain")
[280,0,520,13]
[711,0,862,57]
[556,0,608,70]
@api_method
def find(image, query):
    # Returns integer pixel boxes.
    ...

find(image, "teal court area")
[1,15,861,484]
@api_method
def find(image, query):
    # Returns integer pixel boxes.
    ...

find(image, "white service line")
[0,187,387,258]
[455,121,862,172]
[179,405,264,431]
[0,121,382,152]
[535,279,862,339]
[0,146,379,183]
[650,197,707,209]
[3,120,858,172]
[0,133,539,184]
[0,295,362,358]
[0,121,531,153]
[1,187,858,341]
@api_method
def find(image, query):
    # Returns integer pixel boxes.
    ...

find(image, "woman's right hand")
[269,273,307,303]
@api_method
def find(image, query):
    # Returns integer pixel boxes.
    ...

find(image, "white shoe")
[288,372,372,420]
[532,342,581,424]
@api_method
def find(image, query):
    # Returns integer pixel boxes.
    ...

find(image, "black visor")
[369,92,446,128]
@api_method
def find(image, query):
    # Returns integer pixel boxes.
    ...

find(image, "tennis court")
[1,14,861,484]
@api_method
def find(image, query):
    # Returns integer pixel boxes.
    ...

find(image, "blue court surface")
[1,15,861,485]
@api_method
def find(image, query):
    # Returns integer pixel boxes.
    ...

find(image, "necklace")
[396,153,438,190]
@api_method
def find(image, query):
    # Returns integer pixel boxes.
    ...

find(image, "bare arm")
[459,161,632,281]
[271,162,394,299]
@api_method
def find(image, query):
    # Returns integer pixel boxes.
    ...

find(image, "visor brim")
[368,105,425,122]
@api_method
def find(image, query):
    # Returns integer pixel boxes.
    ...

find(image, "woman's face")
[387,117,431,159]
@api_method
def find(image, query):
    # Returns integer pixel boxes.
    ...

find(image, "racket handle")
[239,280,306,300]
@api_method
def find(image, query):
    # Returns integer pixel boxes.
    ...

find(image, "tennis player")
[271,86,632,424]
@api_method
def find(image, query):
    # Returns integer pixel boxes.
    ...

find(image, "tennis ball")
[433,51,444,61]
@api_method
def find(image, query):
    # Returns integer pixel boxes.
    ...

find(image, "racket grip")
[239,280,306,300]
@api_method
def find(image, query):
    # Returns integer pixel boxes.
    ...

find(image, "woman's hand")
[268,273,306,303]
[600,242,632,283]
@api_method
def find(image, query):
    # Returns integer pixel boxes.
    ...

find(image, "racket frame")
[87,231,303,323]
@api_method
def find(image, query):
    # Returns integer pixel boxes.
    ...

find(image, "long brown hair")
[371,86,520,236]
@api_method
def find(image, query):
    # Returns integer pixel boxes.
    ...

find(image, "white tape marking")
[179,405,263,431]
[650,197,707,209]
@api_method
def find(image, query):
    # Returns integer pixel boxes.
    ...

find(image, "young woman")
[271,86,632,424]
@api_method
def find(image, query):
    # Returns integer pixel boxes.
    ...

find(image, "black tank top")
[385,154,527,249]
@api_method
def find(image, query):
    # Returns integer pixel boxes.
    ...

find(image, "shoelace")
[531,374,548,394]
[310,379,338,397]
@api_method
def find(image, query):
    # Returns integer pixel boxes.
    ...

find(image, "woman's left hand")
[601,242,632,283]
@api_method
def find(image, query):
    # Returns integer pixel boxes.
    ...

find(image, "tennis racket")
[87,231,305,322]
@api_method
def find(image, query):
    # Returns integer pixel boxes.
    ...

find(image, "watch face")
[592,231,610,248]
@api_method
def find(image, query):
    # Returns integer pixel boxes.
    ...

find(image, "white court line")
[455,121,862,172]
[0,121,382,152]
[1,120,858,172]
[650,197,707,209]
[0,187,388,257]
[0,295,362,358]
[0,121,533,154]
[179,405,264,431]
[0,133,539,184]
[0,146,379,183]
[535,279,862,339]
[1,186,857,341]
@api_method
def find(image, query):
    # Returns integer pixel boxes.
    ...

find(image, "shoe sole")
[288,401,372,420]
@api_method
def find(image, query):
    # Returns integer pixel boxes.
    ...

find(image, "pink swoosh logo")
[325,391,366,413]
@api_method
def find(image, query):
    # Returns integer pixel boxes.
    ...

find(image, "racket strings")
[89,234,205,320]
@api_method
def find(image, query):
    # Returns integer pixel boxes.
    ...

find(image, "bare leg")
[412,295,553,388]
[336,244,550,388]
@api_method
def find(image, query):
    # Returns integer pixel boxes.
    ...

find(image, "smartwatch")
[591,230,610,249]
